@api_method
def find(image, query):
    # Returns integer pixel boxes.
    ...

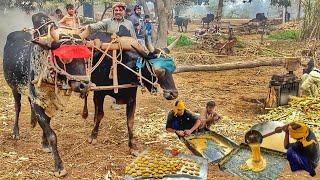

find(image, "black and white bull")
[82,28,178,155]
[3,13,89,177]
[174,16,190,32]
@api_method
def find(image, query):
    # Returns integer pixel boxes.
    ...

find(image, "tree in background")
[296,0,302,19]
[138,0,151,16]
[154,0,173,47]
[300,0,320,40]
[99,0,112,20]
[270,0,291,22]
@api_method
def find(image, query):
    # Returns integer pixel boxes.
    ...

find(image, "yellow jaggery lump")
[240,143,267,172]
[188,138,208,153]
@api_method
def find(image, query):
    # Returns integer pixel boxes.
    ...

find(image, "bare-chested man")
[199,101,221,130]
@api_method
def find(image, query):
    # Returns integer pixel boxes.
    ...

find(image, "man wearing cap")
[275,122,319,176]
[80,2,136,39]
[166,100,202,137]
[130,5,145,45]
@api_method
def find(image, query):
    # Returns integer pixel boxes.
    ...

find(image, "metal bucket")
[251,121,291,153]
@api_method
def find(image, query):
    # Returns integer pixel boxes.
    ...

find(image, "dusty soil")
[1,21,319,179]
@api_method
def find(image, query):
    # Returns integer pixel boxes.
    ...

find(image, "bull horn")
[131,45,149,59]
[145,34,155,53]
[49,26,59,42]
[167,34,182,51]
[31,39,50,50]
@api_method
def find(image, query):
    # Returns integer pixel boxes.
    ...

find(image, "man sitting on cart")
[79,2,136,39]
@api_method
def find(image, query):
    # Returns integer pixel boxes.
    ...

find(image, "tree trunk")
[174,58,285,73]
[155,0,170,47]
[165,0,174,37]
[216,0,224,21]
[168,8,173,31]
[297,0,301,19]
[154,0,158,19]
[282,6,286,23]
[138,0,151,17]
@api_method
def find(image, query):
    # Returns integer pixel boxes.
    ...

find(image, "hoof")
[42,147,52,153]
[53,169,67,177]
[129,148,139,157]
[12,134,20,140]
[82,112,88,119]
[87,137,97,144]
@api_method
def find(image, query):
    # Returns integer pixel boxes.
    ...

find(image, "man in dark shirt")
[275,122,319,176]
[166,100,201,137]
[130,5,145,45]
[134,22,144,45]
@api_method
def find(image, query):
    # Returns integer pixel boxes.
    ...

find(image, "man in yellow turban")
[275,122,319,176]
[166,100,201,137]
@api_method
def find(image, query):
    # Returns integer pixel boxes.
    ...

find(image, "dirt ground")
[1,21,319,179]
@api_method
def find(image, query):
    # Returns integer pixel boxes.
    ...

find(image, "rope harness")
[85,34,159,93]
[26,22,160,95]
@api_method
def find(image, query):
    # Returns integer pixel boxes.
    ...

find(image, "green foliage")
[267,30,300,41]
[167,34,195,46]
[235,39,245,48]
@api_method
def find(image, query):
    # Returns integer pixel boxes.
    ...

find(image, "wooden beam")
[174,58,285,73]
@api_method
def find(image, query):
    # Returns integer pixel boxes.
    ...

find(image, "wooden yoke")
[86,35,150,93]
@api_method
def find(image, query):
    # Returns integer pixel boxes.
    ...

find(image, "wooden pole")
[90,84,137,91]
[112,49,118,93]
[174,58,285,73]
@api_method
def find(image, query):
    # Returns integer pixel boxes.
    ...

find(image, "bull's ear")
[31,39,51,50]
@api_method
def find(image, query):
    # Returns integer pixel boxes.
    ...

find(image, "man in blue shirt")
[145,15,153,44]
